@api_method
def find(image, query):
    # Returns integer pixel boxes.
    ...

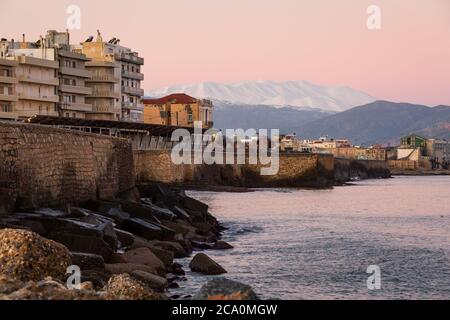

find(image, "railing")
[114,53,144,65]
[88,74,119,83]
[121,70,144,80]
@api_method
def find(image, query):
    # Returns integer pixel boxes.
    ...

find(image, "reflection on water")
[174,176,450,300]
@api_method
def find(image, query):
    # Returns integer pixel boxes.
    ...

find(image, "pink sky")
[1,0,449,106]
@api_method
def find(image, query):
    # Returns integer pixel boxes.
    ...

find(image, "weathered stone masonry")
[0,121,135,214]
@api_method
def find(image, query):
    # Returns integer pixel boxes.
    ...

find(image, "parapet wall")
[0,121,135,214]
[134,150,335,188]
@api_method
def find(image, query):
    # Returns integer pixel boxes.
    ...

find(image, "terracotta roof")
[143,93,197,105]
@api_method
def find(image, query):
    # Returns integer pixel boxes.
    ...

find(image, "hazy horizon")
[1,0,449,106]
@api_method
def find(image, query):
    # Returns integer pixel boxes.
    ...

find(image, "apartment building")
[143,93,214,128]
[0,37,59,119]
[0,31,93,120]
[78,31,144,122]
[45,30,93,119]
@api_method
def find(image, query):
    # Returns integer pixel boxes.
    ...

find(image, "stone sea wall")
[0,121,135,214]
[134,150,335,188]
[334,158,391,183]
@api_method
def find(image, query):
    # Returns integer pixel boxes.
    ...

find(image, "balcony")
[0,94,18,102]
[91,105,121,114]
[86,61,118,68]
[121,70,144,80]
[114,53,144,65]
[18,75,59,86]
[60,84,92,95]
[59,102,93,112]
[60,67,92,78]
[17,93,59,103]
[122,86,144,96]
[16,56,59,69]
[90,90,120,98]
[121,101,144,110]
[0,75,17,84]
[87,74,119,83]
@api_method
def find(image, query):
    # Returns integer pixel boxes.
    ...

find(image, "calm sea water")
[173,176,450,300]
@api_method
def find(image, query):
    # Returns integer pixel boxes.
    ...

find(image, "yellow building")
[143,93,213,128]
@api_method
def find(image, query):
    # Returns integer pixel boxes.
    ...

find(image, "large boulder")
[131,270,168,292]
[147,240,188,258]
[105,263,160,276]
[0,229,71,281]
[121,248,165,276]
[194,278,259,300]
[189,253,227,275]
[47,232,114,262]
[104,274,166,300]
[122,218,175,241]
[130,237,174,268]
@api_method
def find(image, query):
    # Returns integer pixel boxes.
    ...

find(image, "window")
[1,104,11,112]
[72,61,76,68]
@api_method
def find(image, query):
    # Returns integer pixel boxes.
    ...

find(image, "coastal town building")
[393,134,450,170]
[143,93,214,128]
[77,31,144,122]
[0,36,59,119]
[45,30,93,119]
[0,31,93,120]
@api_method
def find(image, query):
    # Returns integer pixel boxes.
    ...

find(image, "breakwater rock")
[0,183,244,300]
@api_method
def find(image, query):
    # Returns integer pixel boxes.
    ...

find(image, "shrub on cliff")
[0,229,72,281]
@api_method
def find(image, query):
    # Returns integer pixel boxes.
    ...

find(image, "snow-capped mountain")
[147,80,376,112]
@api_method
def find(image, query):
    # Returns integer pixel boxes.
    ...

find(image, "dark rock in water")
[189,253,227,275]
[0,229,71,281]
[194,278,259,300]
[48,232,114,262]
[122,218,175,241]
[191,240,215,250]
[167,282,179,289]
[131,270,168,291]
[213,241,234,250]
[180,197,209,215]
[121,248,165,276]
[170,294,181,300]
[71,252,105,271]
[114,228,135,247]
[171,263,185,276]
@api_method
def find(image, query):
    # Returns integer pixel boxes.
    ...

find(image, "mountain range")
[147,80,375,112]
[146,81,450,146]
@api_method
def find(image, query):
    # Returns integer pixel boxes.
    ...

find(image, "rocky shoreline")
[0,183,257,300]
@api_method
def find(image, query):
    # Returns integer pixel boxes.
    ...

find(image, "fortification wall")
[0,121,135,214]
[133,150,335,188]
